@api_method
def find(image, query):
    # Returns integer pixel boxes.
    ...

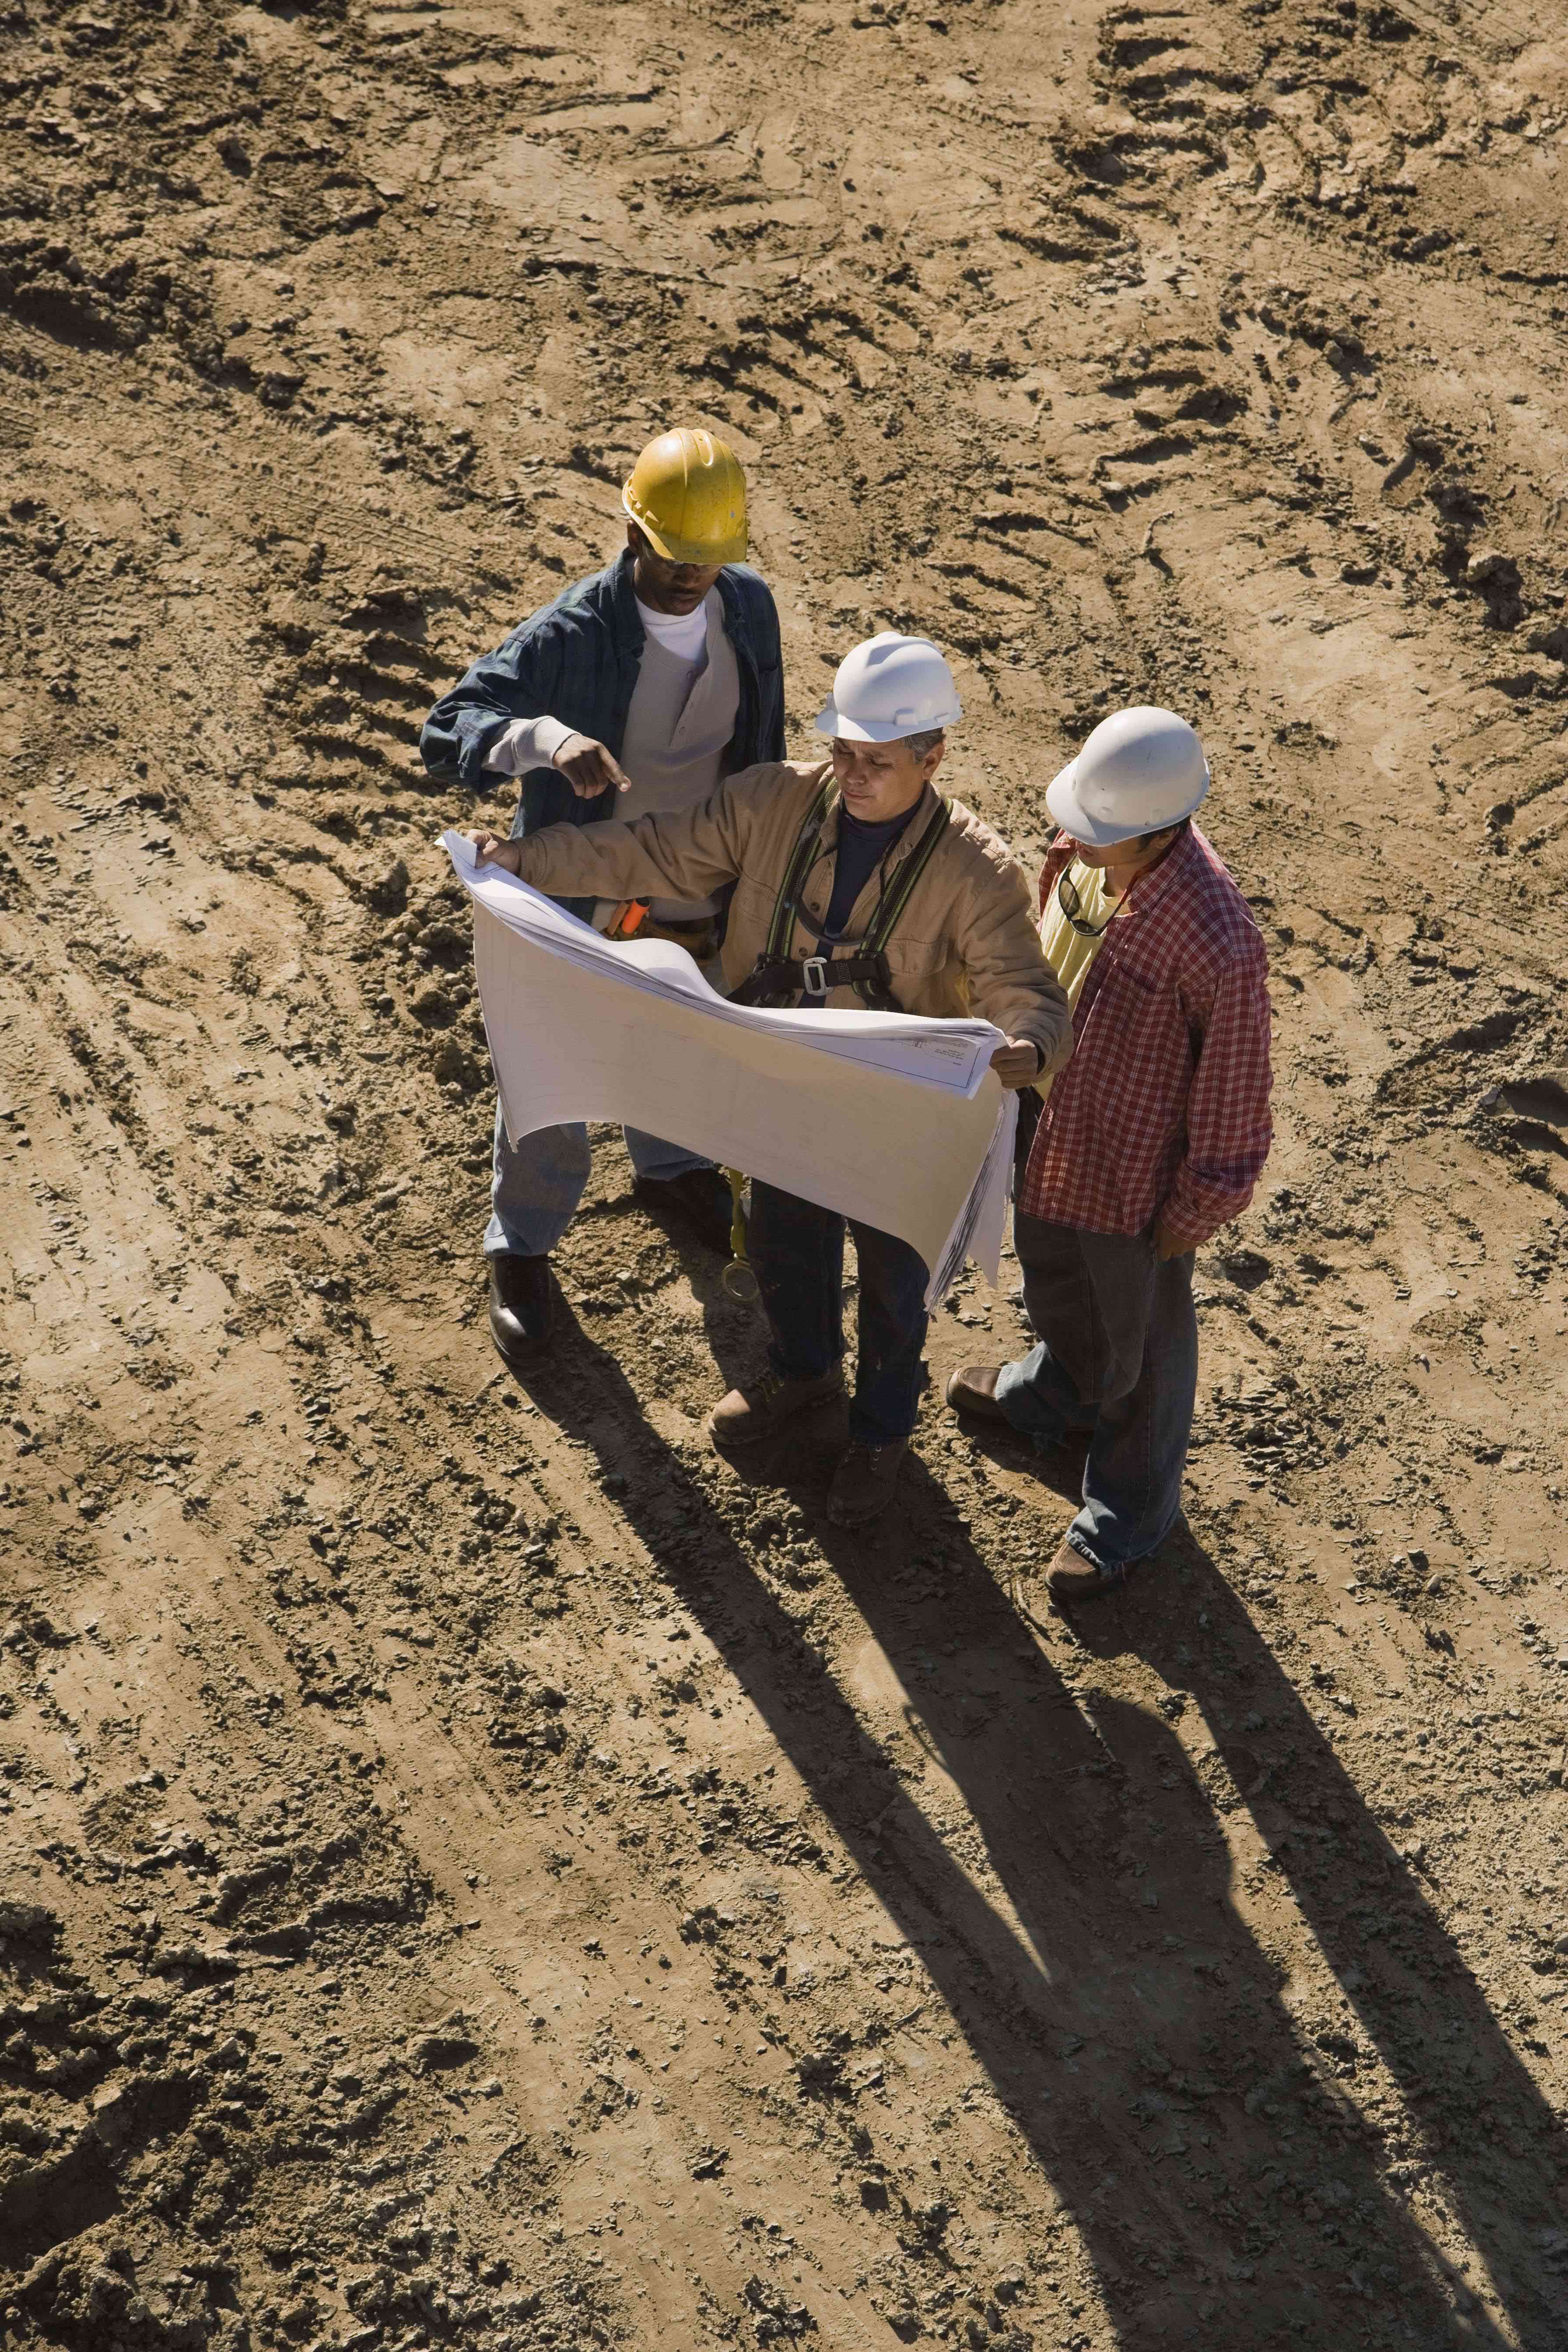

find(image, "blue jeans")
[996,1211,1196,1576]
[748,1181,929,1448]
[484,1101,711,1258]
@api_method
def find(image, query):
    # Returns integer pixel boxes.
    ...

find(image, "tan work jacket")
[514,759,1072,1068]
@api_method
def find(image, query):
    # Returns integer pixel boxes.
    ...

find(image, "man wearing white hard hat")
[465,632,1070,1526]
[946,706,1273,1601]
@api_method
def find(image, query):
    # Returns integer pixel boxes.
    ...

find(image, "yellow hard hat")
[622,427,747,565]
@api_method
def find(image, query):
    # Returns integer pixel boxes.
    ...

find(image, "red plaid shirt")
[1020,823,1273,1251]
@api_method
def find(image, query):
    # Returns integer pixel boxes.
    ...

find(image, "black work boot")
[487,1252,553,1364]
[633,1167,735,1255]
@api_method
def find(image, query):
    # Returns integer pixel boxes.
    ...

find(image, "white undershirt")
[634,595,709,661]
[482,596,713,776]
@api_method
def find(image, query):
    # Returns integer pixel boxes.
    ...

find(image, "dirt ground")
[3,0,1568,2347]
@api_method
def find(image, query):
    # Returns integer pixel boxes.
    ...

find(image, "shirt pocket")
[729,870,779,951]
[1082,951,1163,1031]
[881,933,952,1009]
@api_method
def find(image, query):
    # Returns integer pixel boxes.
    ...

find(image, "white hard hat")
[1045,705,1209,848]
[814,631,962,743]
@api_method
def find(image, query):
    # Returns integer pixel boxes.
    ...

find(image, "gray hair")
[899,727,946,758]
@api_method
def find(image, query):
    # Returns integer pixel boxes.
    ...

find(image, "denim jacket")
[419,549,784,850]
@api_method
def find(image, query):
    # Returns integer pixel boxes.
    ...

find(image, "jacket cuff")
[459,719,512,792]
[1021,1018,1072,1077]
[515,836,546,886]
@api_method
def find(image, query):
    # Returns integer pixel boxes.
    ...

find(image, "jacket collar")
[714,565,753,651]
[608,547,643,655]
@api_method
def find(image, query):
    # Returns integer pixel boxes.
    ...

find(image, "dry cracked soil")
[3,1,1568,2349]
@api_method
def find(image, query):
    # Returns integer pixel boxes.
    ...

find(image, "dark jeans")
[748,1181,929,1448]
[996,1210,1197,1575]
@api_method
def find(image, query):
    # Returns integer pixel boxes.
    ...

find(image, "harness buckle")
[800,956,830,999]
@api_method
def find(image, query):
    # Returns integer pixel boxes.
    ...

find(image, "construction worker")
[946,706,1273,1601]
[420,427,784,1365]
[463,633,1071,1526]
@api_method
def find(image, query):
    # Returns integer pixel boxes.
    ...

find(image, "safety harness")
[730,782,952,1012]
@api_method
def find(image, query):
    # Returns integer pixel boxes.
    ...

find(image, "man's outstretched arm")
[464,765,759,906]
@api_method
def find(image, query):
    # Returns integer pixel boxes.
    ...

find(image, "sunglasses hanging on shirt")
[1056,869,1117,938]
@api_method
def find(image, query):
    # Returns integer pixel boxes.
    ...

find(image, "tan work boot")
[944,1363,1010,1422]
[826,1440,907,1527]
[707,1366,843,1450]
[1045,1534,1137,1602]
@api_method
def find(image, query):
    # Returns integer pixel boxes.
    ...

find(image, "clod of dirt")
[410,2023,481,2072]
[0,1900,60,1949]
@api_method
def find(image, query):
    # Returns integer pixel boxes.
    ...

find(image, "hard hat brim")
[621,486,746,568]
[1046,759,1134,848]
[1045,756,1208,848]
[813,700,961,743]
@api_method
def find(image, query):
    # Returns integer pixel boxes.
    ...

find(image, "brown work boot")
[707,1366,843,1450]
[826,1440,907,1527]
[944,1363,1010,1423]
[1045,1534,1137,1603]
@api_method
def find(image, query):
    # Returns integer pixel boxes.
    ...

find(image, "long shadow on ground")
[1078,1530,1568,2340]
[519,1322,1559,2350]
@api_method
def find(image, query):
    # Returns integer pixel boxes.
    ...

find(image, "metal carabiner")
[800,955,830,999]
[721,1169,759,1305]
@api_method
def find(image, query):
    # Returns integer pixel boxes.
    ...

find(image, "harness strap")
[861,794,950,956]
[731,951,897,1010]
[745,784,953,1011]
[762,777,836,961]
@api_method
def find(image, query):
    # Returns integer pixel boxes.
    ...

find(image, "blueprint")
[443,831,1016,1305]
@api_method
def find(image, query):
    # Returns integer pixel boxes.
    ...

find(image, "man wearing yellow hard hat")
[422,427,783,1365]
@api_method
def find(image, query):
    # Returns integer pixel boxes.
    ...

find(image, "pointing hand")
[553,733,632,798]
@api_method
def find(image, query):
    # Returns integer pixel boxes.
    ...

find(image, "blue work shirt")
[420,548,784,920]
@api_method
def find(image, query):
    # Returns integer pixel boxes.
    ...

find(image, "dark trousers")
[748,1181,929,1448]
[995,1210,1197,1573]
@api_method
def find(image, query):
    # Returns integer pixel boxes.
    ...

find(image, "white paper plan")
[442,831,1016,1306]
